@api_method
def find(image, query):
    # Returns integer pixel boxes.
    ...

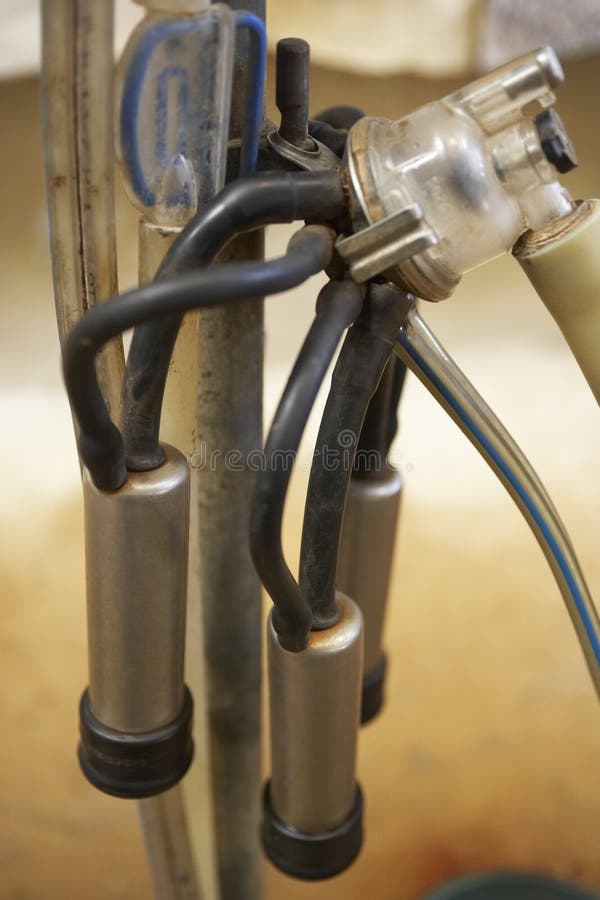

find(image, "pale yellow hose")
[514,199,600,404]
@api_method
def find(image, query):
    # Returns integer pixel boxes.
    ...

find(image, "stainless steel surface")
[138,223,214,900]
[268,594,363,833]
[42,6,206,895]
[83,445,190,732]
[138,790,203,900]
[196,230,265,900]
[266,129,341,171]
[41,0,124,422]
[337,471,402,675]
[336,204,436,283]
[193,3,266,896]
[394,306,600,699]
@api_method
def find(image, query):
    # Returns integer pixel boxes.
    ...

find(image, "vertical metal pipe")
[197,233,265,900]
[195,6,265,897]
[42,5,208,895]
[337,470,402,721]
[337,361,405,723]
[267,596,363,832]
[138,795,203,900]
[41,0,124,419]
[83,447,190,735]
[137,223,216,900]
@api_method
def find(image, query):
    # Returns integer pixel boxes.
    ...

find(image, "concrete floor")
[1,54,600,900]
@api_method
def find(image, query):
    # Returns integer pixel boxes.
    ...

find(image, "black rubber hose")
[299,282,412,629]
[121,170,345,471]
[63,226,336,492]
[386,357,408,453]
[354,357,408,478]
[250,280,364,652]
[308,105,366,157]
[314,105,365,130]
[308,120,348,158]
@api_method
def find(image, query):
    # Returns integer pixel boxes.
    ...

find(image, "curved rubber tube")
[250,280,364,650]
[121,170,344,469]
[299,283,412,628]
[63,226,335,491]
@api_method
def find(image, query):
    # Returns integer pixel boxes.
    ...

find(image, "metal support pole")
[197,232,265,900]
[139,223,216,900]
[196,3,266,897]
[43,5,211,896]
[41,0,124,416]
[44,3,266,896]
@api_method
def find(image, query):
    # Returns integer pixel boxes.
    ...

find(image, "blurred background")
[0,1,599,898]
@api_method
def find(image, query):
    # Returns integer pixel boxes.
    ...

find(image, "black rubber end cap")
[361,654,387,725]
[78,686,194,799]
[422,870,599,899]
[261,781,363,880]
[535,108,578,174]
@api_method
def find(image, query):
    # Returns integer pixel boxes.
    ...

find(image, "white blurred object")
[4,0,600,79]
[273,0,600,75]
[0,0,38,78]
[0,0,142,79]
[267,0,477,76]
[0,0,478,78]
[478,0,600,69]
